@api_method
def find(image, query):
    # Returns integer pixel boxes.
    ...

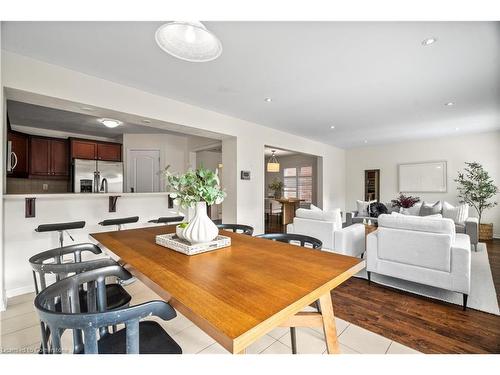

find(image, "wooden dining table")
[90,225,365,354]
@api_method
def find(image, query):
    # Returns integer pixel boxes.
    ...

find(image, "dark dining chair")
[35,220,86,248]
[148,216,185,224]
[256,233,322,249]
[98,216,139,231]
[29,243,132,309]
[34,265,182,354]
[256,232,323,353]
[216,224,254,236]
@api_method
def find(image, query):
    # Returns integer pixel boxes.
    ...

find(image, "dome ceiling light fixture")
[155,21,223,62]
[98,118,122,128]
[267,150,280,173]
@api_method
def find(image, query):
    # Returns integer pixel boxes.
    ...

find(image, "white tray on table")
[155,233,231,255]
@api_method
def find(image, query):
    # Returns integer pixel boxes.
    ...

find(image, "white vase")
[183,202,219,244]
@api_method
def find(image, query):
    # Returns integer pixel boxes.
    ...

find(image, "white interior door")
[127,149,160,193]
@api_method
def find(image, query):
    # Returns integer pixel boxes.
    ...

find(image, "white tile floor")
[0,280,421,354]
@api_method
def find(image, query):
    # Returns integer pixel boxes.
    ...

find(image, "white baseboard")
[6,285,35,299]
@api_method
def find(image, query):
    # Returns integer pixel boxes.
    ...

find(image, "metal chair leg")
[290,327,297,354]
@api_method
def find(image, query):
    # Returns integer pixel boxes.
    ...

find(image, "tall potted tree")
[455,162,498,240]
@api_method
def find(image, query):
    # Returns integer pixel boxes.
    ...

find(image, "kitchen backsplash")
[7,178,70,194]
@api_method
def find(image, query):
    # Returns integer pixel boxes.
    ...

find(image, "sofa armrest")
[366,230,378,271]
[451,233,471,294]
[464,217,479,246]
[333,223,365,257]
[345,211,358,226]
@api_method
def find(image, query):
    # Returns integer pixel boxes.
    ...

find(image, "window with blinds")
[283,166,313,206]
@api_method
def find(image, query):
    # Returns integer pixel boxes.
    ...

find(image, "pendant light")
[267,150,280,172]
[155,21,222,62]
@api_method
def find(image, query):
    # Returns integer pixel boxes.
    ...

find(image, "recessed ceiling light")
[445,102,455,106]
[455,127,460,131]
[422,37,437,46]
[142,119,151,124]
[330,125,335,129]
[264,97,272,102]
[155,21,222,62]
[364,140,368,144]
[98,118,122,128]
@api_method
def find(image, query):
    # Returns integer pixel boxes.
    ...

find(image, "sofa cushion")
[455,223,466,233]
[400,202,422,216]
[310,204,322,211]
[378,214,456,241]
[296,207,341,226]
[419,201,442,216]
[356,200,376,217]
[442,201,469,225]
[378,228,452,272]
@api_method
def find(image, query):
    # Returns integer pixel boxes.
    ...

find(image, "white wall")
[196,150,223,220]
[1,52,347,235]
[3,194,182,297]
[346,131,500,237]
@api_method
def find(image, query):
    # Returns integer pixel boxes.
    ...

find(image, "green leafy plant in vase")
[164,166,226,244]
[268,178,284,199]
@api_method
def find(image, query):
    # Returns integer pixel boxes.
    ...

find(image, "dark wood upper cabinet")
[29,137,51,177]
[97,142,122,161]
[50,139,69,176]
[70,139,97,160]
[7,131,29,178]
[29,136,69,179]
[70,138,121,162]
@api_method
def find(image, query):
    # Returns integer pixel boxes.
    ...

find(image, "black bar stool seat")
[35,221,86,248]
[98,216,139,230]
[148,216,185,224]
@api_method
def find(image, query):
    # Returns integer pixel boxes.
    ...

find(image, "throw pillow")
[369,202,388,217]
[419,201,442,216]
[356,200,376,217]
[310,204,322,211]
[442,201,469,224]
[400,202,422,216]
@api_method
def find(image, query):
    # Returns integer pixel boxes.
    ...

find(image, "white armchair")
[366,214,471,310]
[286,208,365,257]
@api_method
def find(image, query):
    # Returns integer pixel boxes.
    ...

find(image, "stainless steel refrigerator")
[73,159,123,193]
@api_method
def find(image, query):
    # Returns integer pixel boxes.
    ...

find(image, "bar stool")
[148,216,185,224]
[98,216,139,231]
[216,224,254,235]
[35,221,86,248]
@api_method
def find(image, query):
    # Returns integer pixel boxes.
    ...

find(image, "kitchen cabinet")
[70,139,97,160]
[29,136,69,179]
[97,142,122,161]
[7,130,29,178]
[70,138,122,161]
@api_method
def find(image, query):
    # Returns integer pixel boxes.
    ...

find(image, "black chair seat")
[55,284,131,312]
[96,321,182,354]
[82,284,131,311]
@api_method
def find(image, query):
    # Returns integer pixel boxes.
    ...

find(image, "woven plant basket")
[479,223,493,241]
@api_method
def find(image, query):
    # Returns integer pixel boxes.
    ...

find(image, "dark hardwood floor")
[265,215,500,353]
[332,239,500,354]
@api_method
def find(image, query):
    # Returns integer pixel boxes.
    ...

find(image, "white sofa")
[366,214,471,310]
[286,208,365,257]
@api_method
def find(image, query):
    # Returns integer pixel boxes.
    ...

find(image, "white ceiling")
[2,21,499,148]
[7,100,183,138]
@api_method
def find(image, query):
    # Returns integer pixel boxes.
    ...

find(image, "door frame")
[126,148,161,193]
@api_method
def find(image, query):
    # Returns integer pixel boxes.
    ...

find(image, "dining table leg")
[319,291,340,354]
